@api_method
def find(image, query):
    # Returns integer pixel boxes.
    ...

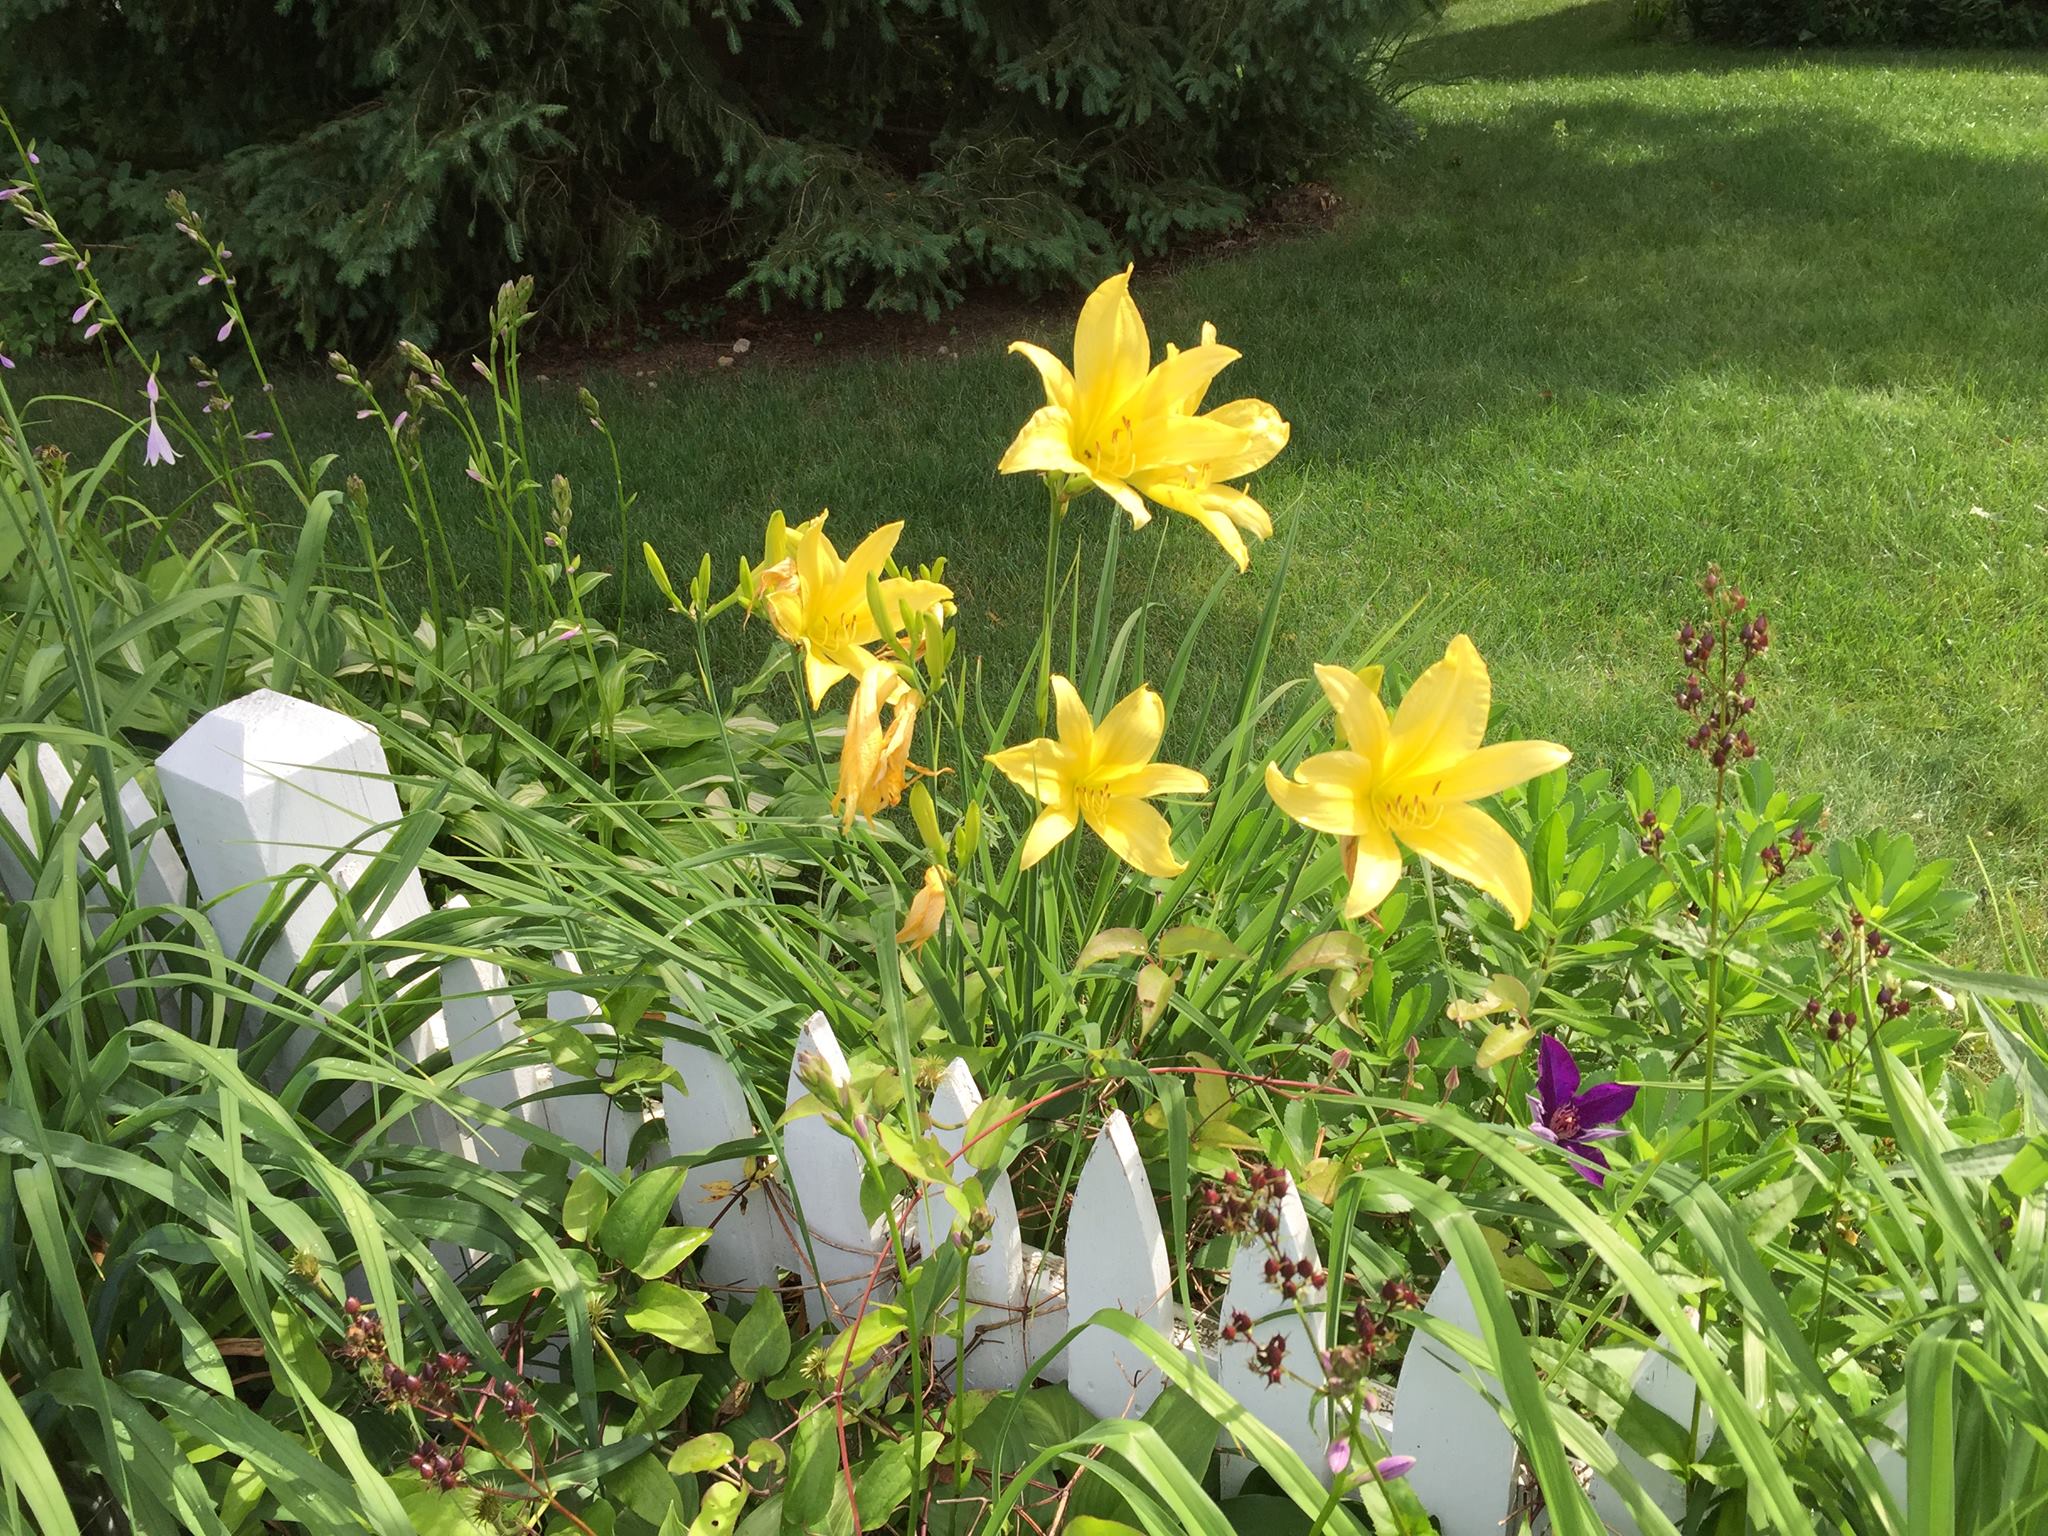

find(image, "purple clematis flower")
[1529,1036,1637,1187]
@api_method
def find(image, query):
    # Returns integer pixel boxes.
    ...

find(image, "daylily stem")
[1034,477,1064,730]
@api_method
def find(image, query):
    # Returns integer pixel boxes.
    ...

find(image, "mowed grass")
[14,0,2048,944]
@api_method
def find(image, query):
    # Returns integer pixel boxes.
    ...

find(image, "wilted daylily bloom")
[1264,636,1569,928]
[1530,1036,1637,1187]
[895,866,947,949]
[999,268,1290,570]
[987,676,1207,878]
[833,664,921,829]
[761,513,952,706]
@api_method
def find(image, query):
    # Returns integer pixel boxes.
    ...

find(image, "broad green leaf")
[626,1282,716,1352]
[732,1287,793,1382]
[564,1167,611,1243]
[671,1433,735,1475]
[600,1164,692,1271]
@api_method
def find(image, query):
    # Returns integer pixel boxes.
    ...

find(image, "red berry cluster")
[409,1440,466,1492]
[378,1349,472,1414]
[339,1296,385,1363]
[1676,567,1767,769]
[1759,826,1814,878]
[1318,1276,1423,1397]
[1197,1165,1292,1241]
[1637,808,1665,856]
[1263,1254,1328,1301]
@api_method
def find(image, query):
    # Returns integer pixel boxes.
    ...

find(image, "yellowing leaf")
[1448,972,1532,1023]
[1077,928,1149,970]
[1280,931,1373,976]
[1476,1020,1536,1070]
[669,1433,735,1475]
[1157,924,1249,963]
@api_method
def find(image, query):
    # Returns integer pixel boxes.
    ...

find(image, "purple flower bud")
[355,408,374,420]
[1326,1439,1351,1476]
[197,273,214,287]
[391,410,408,432]
[0,186,18,201]
[71,301,92,324]
[38,255,63,266]
[28,151,39,165]
[146,374,160,404]
[1375,1454,1416,1482]
[0,353,13,369]
[246,430,273,441]
[83,322,101,339]
[216,315,235,343]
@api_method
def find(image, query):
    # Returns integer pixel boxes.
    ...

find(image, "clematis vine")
[1529,1036,1637,1187]
[140,374,177,468]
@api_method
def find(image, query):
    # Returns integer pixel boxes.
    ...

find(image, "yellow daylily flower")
[895,867,947,950]
[1264,636,1571,928]
[998,269,1290,571]
[833,664,921,828]
[748,509,825,607]
[760,512,953,707]
[986,676,1208,879]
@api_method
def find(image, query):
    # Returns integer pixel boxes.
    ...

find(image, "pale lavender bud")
[28,151,38,165]
[0,353,13,369]
[391,410,408,432]
[38,255,62,266]
[465,463,485,484]
[355,408,374,420]
[197,273,214,287]
[70,300,91,324]
[216,314,235,343]
[1326,1440,1351,1476]
[0,187,18,201]
[145,373,160,404]
[245,430,273,441]
[82,322,102,340]
[1374,1455,1416,1483]
[471,357,491,382]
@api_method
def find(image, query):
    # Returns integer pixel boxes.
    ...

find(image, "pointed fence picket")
[8,686,1920,1531]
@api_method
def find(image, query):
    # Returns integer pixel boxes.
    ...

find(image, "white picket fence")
[1,688,1917,1533]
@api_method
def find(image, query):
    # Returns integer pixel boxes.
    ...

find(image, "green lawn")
[18,0,2048,942]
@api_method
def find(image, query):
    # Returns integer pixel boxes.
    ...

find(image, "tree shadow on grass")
[1402,0,2048,86]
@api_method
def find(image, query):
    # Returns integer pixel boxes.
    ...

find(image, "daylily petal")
[1198,482,1274,539]
[1090,683,1165,775]
[1106,762,1209,798]
[987,739,1074,806]
[1007,340,1078,414]
[1020,802,1080,868]
[804,648,855,709]
[1131,340,1240,424]
[1537,1036,1579,1107]
[1399,799,1535,928]
[1265,753,1370,835]
[1073,267,1149,428]
[1090,472,1154,529]
[1390,634,1492,778]
[796,519,841,610]
[1202,397,1291,480]
[1128,408,1251,475]
[836,520,906,593]
[1314,664,1391,762]
[895,867,947,949]
[998,404,1092,478]
[1134,482,1250,571]
[1050,675,1095,760]
[1417,739,1572,804]
[1084,794,1184,879]
[1572,1082,1639,1129]
[1342,823,1403,920]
